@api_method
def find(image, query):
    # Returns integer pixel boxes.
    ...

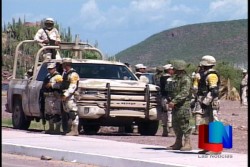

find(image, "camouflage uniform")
[240,70,248,106]
[61,58,80,136]
[160,64,175,137]
[198,55,221,155]
[166,60,192,151]
[43,63,63,134]
[154,66,164,87]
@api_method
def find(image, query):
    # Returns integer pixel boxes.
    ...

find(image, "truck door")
[28,80,43,117]
[28,63,47,117]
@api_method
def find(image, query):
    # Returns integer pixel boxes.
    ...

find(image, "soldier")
[34,17,61,59]
[190,65,205,135]
[134,64,149,84]
[166,60,193,151]
[43,62,63,134]
[197,55,221,155]
[154,66,164,87]
[240,69,248,106]
[160,64,175,137]
[61,58,80,136]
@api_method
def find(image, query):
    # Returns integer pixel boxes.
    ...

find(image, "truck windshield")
[72,63,137,80]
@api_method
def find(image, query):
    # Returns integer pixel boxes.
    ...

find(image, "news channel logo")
[198,121,233,152]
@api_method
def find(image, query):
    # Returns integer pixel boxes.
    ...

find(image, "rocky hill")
[115,19,248,68]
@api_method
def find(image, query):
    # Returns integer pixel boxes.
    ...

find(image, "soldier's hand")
[55,41,60,45]
[168,102,175,108]
[45,83,52,88]
[43,40,49,44]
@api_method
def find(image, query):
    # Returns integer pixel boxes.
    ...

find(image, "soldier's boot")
[168,127,176,137]
[180,136,192,151]
[66,124,79,136]
[45,121,54,134]
[192,126,199,135]
[162,126,168,137]
[166,132,183,150]
[166,138,183,150]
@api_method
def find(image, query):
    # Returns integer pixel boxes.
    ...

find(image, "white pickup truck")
[6,38,162,136]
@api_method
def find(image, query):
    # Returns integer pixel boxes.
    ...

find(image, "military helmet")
[163,64,173,70]
[172,60,187,70]
[44,17,54,29]
[200,55,216,66]
[135,64,147,69]
[47,62,56,69]
[242,69,247,73]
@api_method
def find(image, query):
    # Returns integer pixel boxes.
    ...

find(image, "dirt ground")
[2,95,248,154]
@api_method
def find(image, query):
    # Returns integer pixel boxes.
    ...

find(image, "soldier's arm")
[207,73,219,98]
[34,29,45,43]
[171,77,191,105]
[63,72,79,97]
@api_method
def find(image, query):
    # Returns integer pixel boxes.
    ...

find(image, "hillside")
[115,19,248,67]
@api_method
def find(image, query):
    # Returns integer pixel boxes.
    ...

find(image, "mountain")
[114,19,248,68]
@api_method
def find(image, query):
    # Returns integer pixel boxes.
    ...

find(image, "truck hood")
[78,79,159,91]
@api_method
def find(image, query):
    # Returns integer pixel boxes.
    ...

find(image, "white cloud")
[130,0,170,12]
[207,0,248,20]
[80,0,106,29]
[169,19,187,28]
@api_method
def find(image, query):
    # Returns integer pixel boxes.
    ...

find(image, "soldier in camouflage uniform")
[166,60,193,151]
[160,64,175,137]
[154,66,164,87]
[61,58,80,136]
[43,63,63,134]
[197,55,221,155]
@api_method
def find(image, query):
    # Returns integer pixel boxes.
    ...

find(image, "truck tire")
[124,125,134,133]
[138,120,159,136]
[12,100,31,130]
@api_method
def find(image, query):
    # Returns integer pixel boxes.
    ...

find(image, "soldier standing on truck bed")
[34,17,61,60]
[42,63,63,134]
[61,58,80,136]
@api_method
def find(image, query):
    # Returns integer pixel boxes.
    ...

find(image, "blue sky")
[2,0,247,57]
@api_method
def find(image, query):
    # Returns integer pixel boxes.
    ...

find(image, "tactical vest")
[197,70,220,96]
[161,75,175,99]
[43,71,60,92]
[61,69,79,91]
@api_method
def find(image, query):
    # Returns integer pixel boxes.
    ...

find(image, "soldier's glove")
[45,83,52,88]
[42,40,49,44]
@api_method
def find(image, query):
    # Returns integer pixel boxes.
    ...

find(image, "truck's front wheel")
[12,100,31,130]
[138,120,159,136]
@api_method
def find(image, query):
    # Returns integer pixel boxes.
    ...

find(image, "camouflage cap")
[172,60,187,70]
[156,66,164,71]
